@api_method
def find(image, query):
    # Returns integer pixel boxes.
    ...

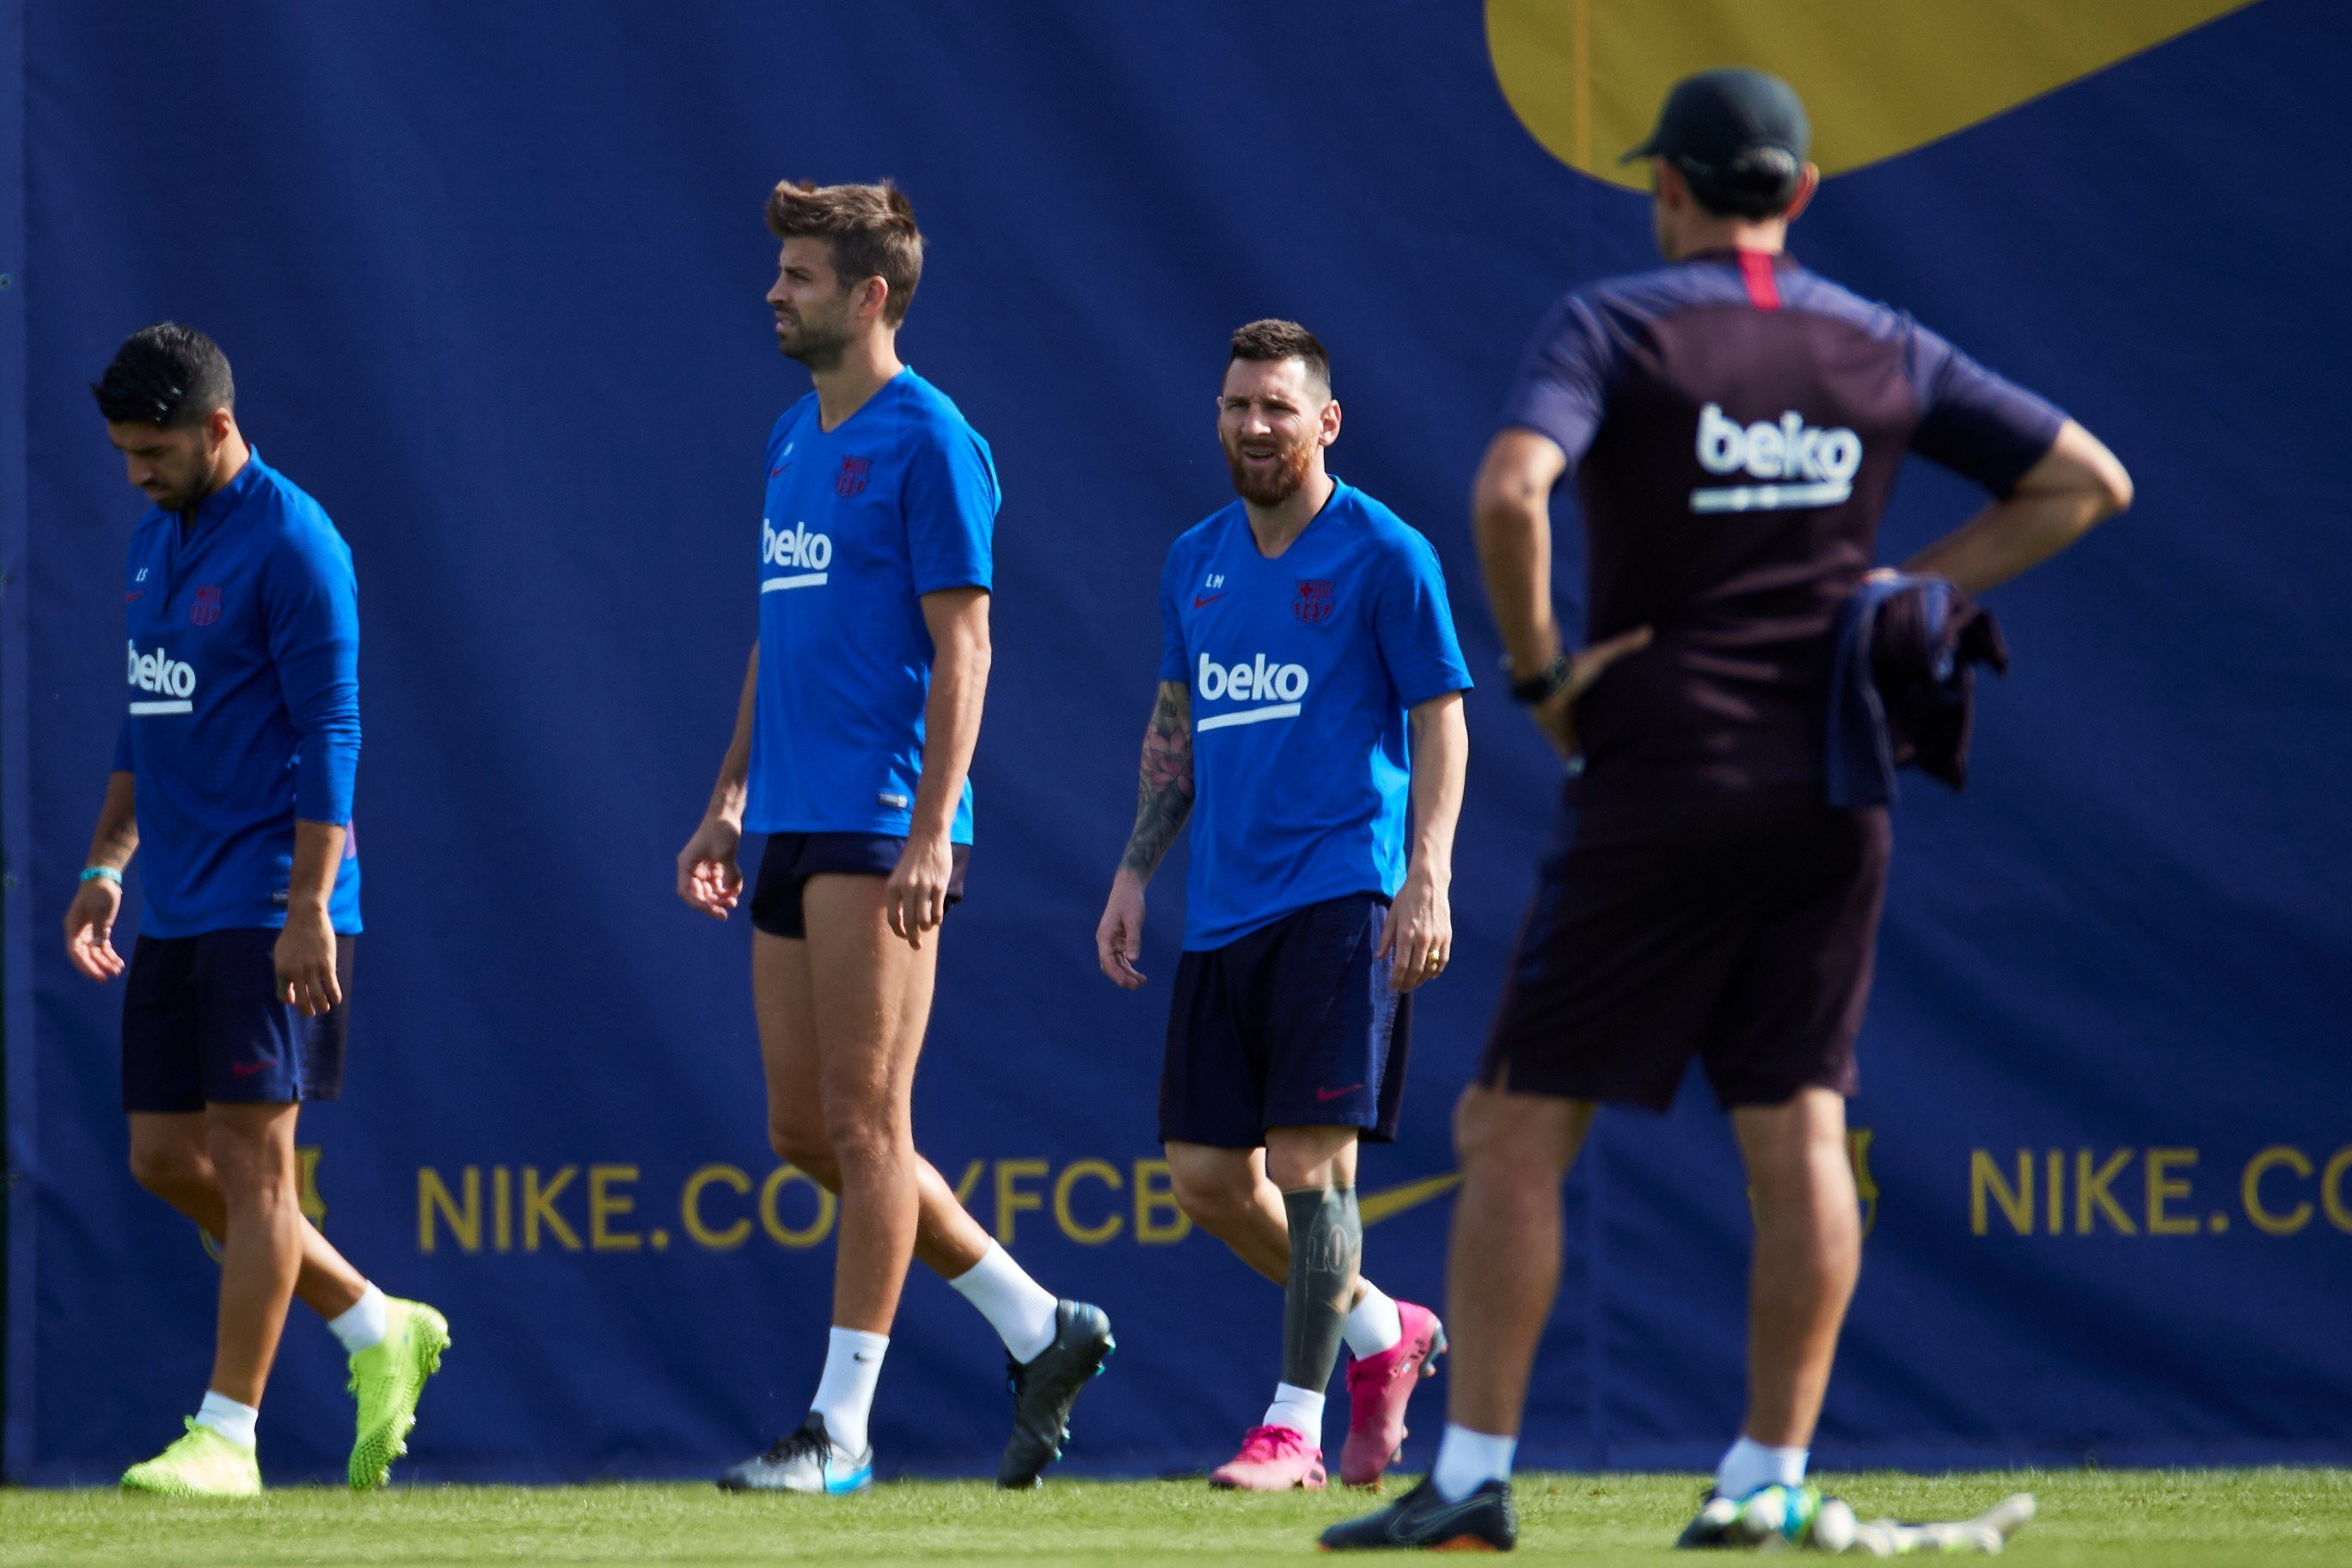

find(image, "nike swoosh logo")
[769,465,790,477]
[1395,1495,1497,1541]
[1359,1171,1463,1226]
[1193,593,1226,608]
[125,591,144,601]
[229,1062,268,1077]
[852,1352,877,1363]
[1316,1083,1364,1102]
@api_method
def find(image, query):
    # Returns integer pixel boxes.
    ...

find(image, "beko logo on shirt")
[1691,402,1863,513]
[1195,652,1308,732]
[126,639,196,714]
[761,518,832,591]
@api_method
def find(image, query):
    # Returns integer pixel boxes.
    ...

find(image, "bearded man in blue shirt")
[678,180,1112,1494]
[1094,321,1473,1494]
[64,323,447,1496]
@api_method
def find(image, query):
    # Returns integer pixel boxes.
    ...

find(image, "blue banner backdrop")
[4,0,2348,1483]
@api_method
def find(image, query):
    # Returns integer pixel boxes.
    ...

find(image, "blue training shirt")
[747,369,997,841]
[114,450,362,937]
[1158,480,1472,950]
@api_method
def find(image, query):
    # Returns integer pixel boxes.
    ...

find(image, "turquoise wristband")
[79,866,122,885]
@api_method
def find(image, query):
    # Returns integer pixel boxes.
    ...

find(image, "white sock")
[946,1241,1060,1363]
[1716,1434,1808,1498]
[1343,1281,1404,1359]
[1261,1382,1326,1442]
[1430,1423,1516,1502]
[193,1391,259,1449]
[809,1326,888,1457]
[327,1283,389,1356]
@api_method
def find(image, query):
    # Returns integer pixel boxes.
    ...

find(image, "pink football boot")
[1208,1424,1328,1491]
[1338,1299,1447,1487]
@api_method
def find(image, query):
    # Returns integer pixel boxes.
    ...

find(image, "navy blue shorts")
[749,832,971,940]
[121,928,354,1114]
[1157,892,1412,1149]
[1481,788,1890,1111]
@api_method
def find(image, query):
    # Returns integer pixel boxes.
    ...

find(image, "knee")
[1168,1165,1254,1231]
[767,1119,838,1185]
[205,1127,293,1203]
[818,1099,905,1174]
[128,1142,208,1198]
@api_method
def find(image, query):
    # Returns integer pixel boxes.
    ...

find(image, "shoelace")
[759,1423,829,1466]
[1237,1424,1307,1459]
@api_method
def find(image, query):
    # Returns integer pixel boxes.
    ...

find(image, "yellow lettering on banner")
[493,1166,513,1253]
[995,1159,1048,1244]
[524,1165,582,1252]
[2243,1146,2312,1235]
[1054,1160,1125,1245]
[2323,1147,2352,1234]
[952,1160,984,1207]
[761,1165,836,1247]
[2075,1149,2136,1234]
[683,1164,753,1250]
[1969,1150,2032,1235]
[1134,1158,1192,1244]
[590,1165,641,1252]
[2145,1148,2199,1236]
[2046,1149,2065,1234]
[418,1166,480,1254]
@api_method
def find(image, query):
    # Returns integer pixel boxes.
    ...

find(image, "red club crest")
[836,456,872,496]
[1293,579,1337,624]
[189,585,224,626]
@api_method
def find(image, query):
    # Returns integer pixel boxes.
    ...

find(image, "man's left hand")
[274,906,342,1017]
[885,832,955,951]
[1375,870,1452,993]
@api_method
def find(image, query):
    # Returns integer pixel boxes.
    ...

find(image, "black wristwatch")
[1505,652,1573,706]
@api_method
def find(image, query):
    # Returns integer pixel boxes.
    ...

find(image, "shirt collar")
[185,447,269,529]
[1678,246,1798,272]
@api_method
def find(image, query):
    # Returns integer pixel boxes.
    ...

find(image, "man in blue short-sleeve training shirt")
[1323,72,2134,1553]
[1095,321,1472,1494]
[677,180,1111,1496]
[64,324,447,1497]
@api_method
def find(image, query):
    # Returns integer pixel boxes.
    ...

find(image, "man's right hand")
[676,816,744,919]
[1096,870,1148,989]
[64,878,126,981]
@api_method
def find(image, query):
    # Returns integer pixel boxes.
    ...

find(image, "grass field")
[3,1469,2347,1566]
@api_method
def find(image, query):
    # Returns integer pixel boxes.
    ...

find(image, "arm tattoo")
[1119,680,1194,879]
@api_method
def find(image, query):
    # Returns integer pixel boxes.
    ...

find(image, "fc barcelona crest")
[189,585,224,626]
[1293,579,1336,624]
[836,456,872,496]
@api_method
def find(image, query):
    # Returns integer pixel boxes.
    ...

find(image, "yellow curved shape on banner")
[1489,0,2258,189]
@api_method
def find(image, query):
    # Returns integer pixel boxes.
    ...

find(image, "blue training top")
[747,368,997,841]
[1158,480,1472,950]
[115,450,362,937]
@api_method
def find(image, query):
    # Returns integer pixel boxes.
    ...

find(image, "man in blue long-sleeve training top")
[63,323,448,1496]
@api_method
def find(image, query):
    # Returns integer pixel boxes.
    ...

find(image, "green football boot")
[346,1297,450,1489]
[120,1418,262,1497]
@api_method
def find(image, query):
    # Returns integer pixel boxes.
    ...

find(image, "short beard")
[777,318,853,372]
[1223,432,1316,507]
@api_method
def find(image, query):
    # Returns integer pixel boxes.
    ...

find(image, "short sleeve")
[1372,533,1474,709]
[113,713,133,774]
[1906,321,2067,497]
[903,420,997,594]
[1498,292,1620,469]
[1157,546,1190,683]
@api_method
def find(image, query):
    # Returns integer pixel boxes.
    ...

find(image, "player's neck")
[811,335,904,432]
[186,431,252,517]
[1245,470,1336,558]
[1669,216,1787,260]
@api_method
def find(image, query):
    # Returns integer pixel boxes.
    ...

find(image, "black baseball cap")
[1622,69,1810,211]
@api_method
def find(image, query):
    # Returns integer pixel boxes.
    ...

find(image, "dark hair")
[1228,318,1331,392]
[90,322,235,427]
[765,179,925,327]
[1679,145,1803,220]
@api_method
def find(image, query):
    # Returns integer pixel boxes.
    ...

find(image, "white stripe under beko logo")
[126,640,195,715]
[1691,402,1861,512]
[1195,652,1308,731]
[762,518,831,590]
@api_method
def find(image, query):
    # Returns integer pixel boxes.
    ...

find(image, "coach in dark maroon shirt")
[1323,70,2132,1553]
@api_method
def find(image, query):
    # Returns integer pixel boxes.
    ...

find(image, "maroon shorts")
[1480,787,1890,1111]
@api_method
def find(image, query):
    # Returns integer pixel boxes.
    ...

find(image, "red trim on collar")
[1738,248,1781,310]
